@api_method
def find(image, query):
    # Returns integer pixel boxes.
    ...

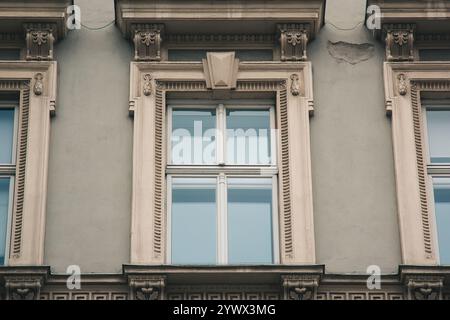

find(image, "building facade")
[0,0,449,300]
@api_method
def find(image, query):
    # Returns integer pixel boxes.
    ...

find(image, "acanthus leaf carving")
[406,277,443,300]
[34,73,44,96]
[397,73,408,96]
[278,24,310,61]
[290,74,301,96]
[383,24,415,62]
[282,275,319,300]
[132,24,164,61]
[24,23,56,61]
[143,74,153,96]
[129,276,166,300]
[5,277,43,300]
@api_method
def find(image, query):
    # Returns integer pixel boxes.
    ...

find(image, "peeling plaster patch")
[327,41,375,65]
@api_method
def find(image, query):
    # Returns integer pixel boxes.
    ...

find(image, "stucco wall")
[44,0,402,274]
[309,0,402,273]
[45,0,133,273]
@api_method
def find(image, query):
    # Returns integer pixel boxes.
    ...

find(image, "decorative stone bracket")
[383,24,415,62]
[282,275,320,300]
[406,277,444,300]
[278,24,310,61]
[24,23,57,61]
[4,277,43,300]
[128,276,167,300]
[132,24,165,61]
[0,267,50,300]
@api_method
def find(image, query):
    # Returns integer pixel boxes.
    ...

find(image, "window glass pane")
[171,109,216,165]
[226,109,272,165]
[171,178,217,265]
[0,49,21,60]
[426,109,450,163]
[420,49,450,61]
[0,178,11,265]
[433,178,450,265]
[168,49,273,61]
[227,178,273,264]
[0,109,15,164]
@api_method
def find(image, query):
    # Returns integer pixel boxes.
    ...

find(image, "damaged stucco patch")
[327,41,375,65]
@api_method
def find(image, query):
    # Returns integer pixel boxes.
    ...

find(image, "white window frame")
[166,99,277,167]
[166,99,279,265]
[129,60,316,266]
[383,62,450,265]
[421,100,450,265]
[0,99,19,266]
[166,174,279,265]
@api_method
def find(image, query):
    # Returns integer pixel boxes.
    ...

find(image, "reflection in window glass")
[426,109,450,163]
[0,49,21,60]
[0,109,15,164]
[171,178,217,265]
[227,178,273,264]
[171,109,216,165]
[433,178,450,265]
[0,178,11,265]
[420,49,450,61]
[226,109,272,165]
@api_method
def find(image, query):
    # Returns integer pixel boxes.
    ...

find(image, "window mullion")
[217,172,228,264]
[217,104,225,166]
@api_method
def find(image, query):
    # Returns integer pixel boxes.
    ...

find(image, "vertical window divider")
[217,172,228,265]
[166,175,173,265]
[272,176,280,264]
[217,104,225,166]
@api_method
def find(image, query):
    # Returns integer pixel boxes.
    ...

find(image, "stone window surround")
[128,59,316,266]
[383,62,450,266]
[0,61,57,266]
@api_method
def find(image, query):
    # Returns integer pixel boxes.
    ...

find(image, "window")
[419,49,450,62]
[0,49,21,61]
[168,49,274,62]
[432,178,450,265]
[0,93,18,265]
[425,103,450,265]
[167,100,278,265]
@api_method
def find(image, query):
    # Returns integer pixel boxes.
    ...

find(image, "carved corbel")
[282,275,319,300]
[24,23,56,61]
[383,24,415,62]
[406,277,444,300]
[34,73,44,96]
[143,74,152,96]
[290,74,301,96]
[278,24,310,61]
[397,73,408,96]
[132,24,164,61]
[4,277,43,300]
[129,276,166,300]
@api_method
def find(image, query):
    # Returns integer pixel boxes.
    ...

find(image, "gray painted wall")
[309,0,402,273]
[45,0,133,273]
[44,0,402,274]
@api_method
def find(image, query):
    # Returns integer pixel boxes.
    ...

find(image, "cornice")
[115,0,325,40]
[133,61,309,73]
[0,0,72,39]
[367,1,450,35]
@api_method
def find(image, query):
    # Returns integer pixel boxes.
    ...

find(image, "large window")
[167,100,278,265]
[0,93,18,265]
[425,103,450,265]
